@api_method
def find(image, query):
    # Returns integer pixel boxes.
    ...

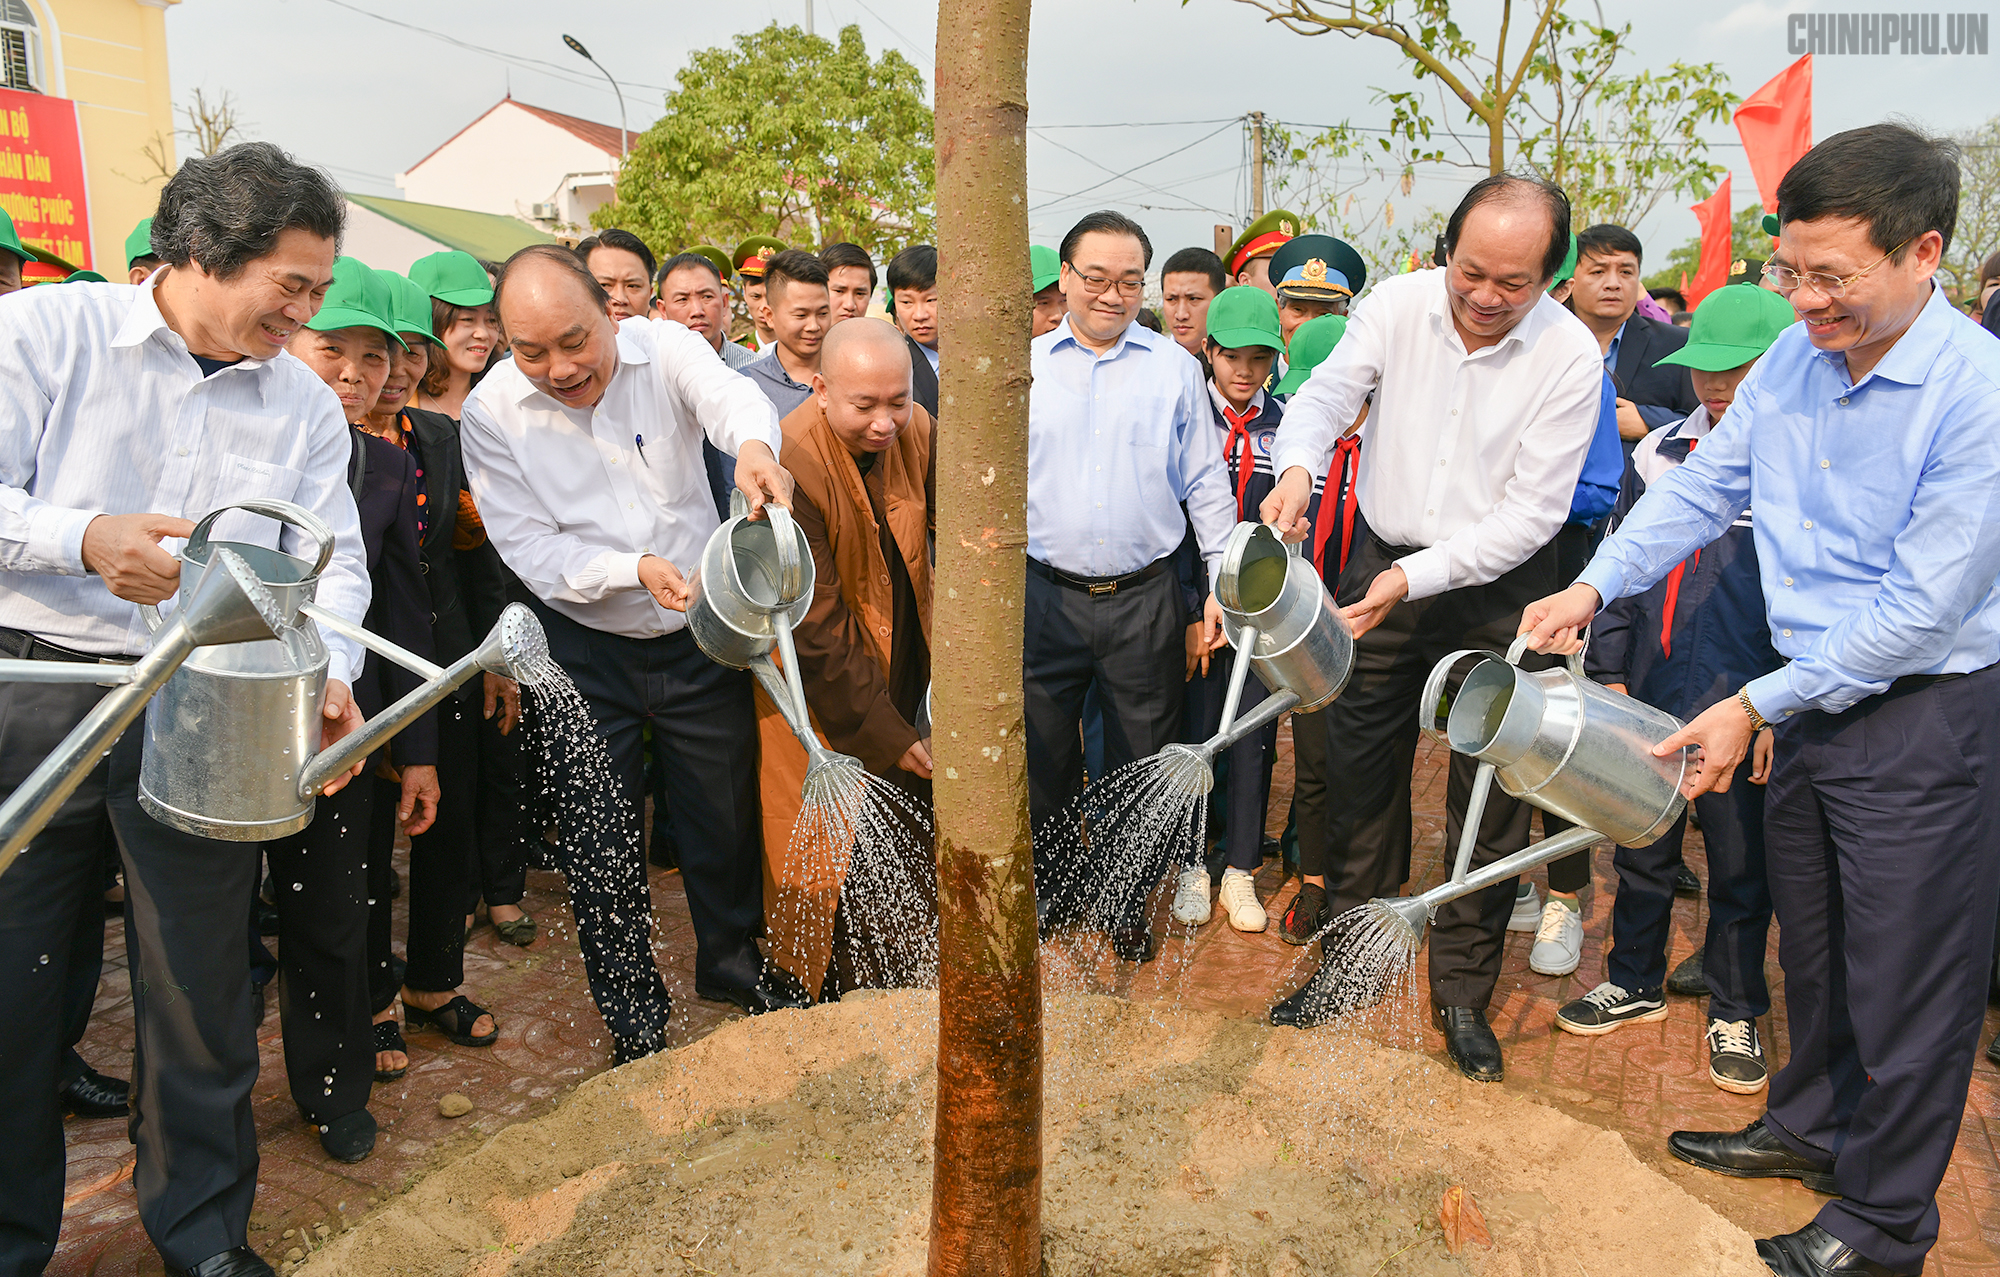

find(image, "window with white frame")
[1,0,41,93]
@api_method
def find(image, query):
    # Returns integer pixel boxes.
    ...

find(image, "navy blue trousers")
[1759,666,2000,1272]
[1605,752,1772,1022]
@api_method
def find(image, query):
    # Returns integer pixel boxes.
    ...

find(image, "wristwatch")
[1737,686,1769,732]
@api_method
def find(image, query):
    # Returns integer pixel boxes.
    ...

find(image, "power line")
[1027,120,1239,211]
[317,0,675,98]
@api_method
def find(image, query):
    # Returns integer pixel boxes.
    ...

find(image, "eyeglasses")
[1066,267,1146,297]
[1760,239,1910,300]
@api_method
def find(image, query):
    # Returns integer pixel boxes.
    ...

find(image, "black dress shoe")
[1755,1223,1909,1276]
[1668,1118,1837,1193]
[167,1246,276,1277]
[1987,1030,2000,1068]
[1667,949,1708,996]
[696,971,812,1015]
[1109,924,1155,963]
[59,1064,130,1118]
[315,1109,377,1164]
[1432,1005,1503,1082]
[1674,864,1702,897]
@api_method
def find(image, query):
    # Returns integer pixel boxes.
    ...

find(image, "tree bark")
[926,0,1040,1272]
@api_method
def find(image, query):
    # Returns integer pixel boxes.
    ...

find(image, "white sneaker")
[1218,868,1268,932]
[1171,867,1211,926]
[1507,882,1542,932]
[1528,900,1582,976]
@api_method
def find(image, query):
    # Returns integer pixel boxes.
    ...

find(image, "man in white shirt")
[1259,175,1602,1081]
[461,246,802,1064]
[0,143,371,1277]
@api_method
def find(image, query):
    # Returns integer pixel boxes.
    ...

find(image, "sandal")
[493,914,537,947]
[372,1019,409,1081]
[404,995,499,1047]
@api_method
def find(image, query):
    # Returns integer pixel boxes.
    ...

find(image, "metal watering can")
[687,491,864,806]
[0,547,288,876]
[130,500,549,841]
[1157,522,1355,797]
[1369,633,1690,945]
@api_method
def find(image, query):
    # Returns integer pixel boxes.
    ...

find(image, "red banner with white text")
[0,87,93,280]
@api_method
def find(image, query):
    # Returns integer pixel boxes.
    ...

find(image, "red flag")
[1687,176,1732,308]
[1734,55,1813,213]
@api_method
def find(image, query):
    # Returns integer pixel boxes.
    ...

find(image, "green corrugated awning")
[346,194,559,262]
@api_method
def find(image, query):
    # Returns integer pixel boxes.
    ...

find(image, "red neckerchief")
[1658,438,1696,658]
[1312,434,1362,580]
[1220,401,1260,517]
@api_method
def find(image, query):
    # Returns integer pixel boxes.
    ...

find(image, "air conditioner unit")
[531,203,560,221]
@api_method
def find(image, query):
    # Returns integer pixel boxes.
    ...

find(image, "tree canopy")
[594,24,934,260]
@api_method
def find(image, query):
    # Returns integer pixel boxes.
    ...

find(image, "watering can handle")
[728,488,804,604]
[139,500,336,634]
[1419,648,1490,744]
[1505,629,1589,676]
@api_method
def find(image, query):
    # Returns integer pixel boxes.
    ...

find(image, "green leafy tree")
[595,24,933,258]
[1943,114,2000,299]
[1643,203,1774,293]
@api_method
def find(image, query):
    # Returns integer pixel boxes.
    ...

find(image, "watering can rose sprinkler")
[0,500,553,864]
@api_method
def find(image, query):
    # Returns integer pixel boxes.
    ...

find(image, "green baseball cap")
[63,269,108,284]
[1656,284,1797,372]
[1031,244,1061,293]
[376,269,443,348]
[1272,314,1348,395]
[125,218,156,269]
[685,244,732,281]
[306,257,407,347]
[0,206,47,267]
[1205,285,1284,352]
[409,249,494,307]
[1548,234,1579,291]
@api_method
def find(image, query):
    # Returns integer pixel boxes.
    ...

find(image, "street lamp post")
[561,34,627,162]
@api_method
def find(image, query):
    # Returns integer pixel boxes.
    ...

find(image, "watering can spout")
[295,604,547,800]
[1370,895,1432,947]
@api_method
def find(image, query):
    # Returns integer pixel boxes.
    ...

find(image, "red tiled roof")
[402,96,631,175]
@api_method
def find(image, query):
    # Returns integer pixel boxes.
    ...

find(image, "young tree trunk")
[926,0,1039,1272]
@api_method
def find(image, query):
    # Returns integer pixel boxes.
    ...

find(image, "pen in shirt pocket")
[635,433,649,466]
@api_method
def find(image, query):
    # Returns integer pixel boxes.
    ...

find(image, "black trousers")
[1291,705,1330,878]
[0,680,260,1275]
[363,701,475,1011]
[1023,559,1185,927]
[1188,650,1277,872]
[264,778,372,1124]
[1317,534,1561,1011]
[1605,753,1772,1022]
[536,604,763,1054]
[1760,666,2000,1272]
[470,693,529,909]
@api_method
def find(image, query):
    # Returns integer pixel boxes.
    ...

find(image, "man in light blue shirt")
[1523,123,2000,1277]
[1024,210,1235,962]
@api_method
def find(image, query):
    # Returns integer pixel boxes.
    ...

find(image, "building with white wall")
[394,96,630,235]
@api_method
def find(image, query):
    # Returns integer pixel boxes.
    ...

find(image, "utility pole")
[805,0,814,35]
[1250,110,1266,220]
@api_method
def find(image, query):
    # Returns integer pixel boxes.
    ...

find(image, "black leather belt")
[1027,556,1173,597]
[0,627,140,665]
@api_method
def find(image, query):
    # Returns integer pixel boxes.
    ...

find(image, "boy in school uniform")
[1554,283,1799,1096]
[1171,287,1297,933]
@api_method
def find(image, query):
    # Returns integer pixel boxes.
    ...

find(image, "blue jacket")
[1584,408,1782,718]
[1567,372,1623,525]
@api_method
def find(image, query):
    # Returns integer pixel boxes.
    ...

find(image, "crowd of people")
[0,115,1997,1277]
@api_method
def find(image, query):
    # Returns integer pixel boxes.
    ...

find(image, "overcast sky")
[166,0,1996,266]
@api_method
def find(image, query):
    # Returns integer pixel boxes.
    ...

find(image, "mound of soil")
[298,992,1764,1276]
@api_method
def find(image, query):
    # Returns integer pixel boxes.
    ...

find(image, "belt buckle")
[1087,580,1118,596]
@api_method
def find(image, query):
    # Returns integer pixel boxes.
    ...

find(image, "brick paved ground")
[53,726,2000,1274]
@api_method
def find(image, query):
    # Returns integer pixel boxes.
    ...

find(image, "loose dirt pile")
[300,991,1764,1276]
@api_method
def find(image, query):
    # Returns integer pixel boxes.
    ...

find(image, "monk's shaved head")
[821,316,913,382]
[814,319,916,455]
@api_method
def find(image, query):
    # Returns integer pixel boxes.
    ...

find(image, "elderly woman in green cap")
[409,249,500,420]
[0,206,47,296]
[277,256,444,1163]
